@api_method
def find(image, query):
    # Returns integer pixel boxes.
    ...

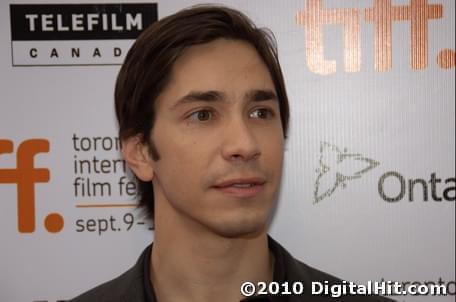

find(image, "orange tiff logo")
[296,0,455,75]
[0,139,64,233]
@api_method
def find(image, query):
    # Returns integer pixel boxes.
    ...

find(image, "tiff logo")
[0,139,63,233]
[296,0,455,75]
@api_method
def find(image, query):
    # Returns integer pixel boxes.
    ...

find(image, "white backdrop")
[1,1,454,301]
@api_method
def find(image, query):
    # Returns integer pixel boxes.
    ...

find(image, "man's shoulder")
[271,238,395,302]
[68,246,150,302]
[68,268,139,302]
[290,258,394,302]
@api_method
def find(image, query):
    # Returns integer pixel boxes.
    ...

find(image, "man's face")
[149,39,284,238]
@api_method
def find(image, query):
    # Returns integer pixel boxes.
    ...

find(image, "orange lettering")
[365,0,442,71]
[296,0,361,75]
[0,139,50,233]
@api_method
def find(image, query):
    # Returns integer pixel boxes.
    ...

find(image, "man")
[71,5,393,302]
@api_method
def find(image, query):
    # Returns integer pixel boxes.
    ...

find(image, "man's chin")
[205,217,268,239]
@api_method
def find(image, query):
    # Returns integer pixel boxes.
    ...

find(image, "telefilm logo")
[0,139,64,233]
[313,142,455,204]
[9,3,158,66]
[296,0,456,75]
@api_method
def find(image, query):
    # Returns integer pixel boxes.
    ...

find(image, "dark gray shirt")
[70,237,394,302]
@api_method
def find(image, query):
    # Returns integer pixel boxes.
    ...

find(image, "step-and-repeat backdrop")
[1,0,454,301]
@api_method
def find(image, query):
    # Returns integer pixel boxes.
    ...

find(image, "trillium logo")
[314,142,379,204]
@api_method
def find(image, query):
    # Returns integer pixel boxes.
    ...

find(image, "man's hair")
[115,4,290,222]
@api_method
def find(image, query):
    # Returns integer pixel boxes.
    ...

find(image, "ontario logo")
[314,142,379,203]
[0,139,63,233]
[9,3,158,66]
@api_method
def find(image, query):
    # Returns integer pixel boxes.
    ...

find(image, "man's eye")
[250,108,273,119]
[188,110,213,121]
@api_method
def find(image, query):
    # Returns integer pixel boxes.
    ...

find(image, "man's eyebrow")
[171,90,225,109]
[171,89,277,110]
[245,89,278,102]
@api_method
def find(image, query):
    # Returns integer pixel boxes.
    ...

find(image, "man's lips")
[212,177,266,198]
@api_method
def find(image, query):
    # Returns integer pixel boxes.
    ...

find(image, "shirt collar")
[143,244,157,302]
[142,236,288,302]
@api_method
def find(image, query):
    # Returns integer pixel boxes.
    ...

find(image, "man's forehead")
[155,39,276,110]
[170,39,267,78]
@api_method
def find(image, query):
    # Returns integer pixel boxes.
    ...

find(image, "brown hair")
[115,4,290,221]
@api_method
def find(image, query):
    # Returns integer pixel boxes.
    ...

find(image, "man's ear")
[121,135,154,181]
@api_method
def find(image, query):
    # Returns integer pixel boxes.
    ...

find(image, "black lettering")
[98,219,108,236]
[50,48,59,58]
[409,178,428,201]
[93,182,111,196]
[126,181,137,195]
[100,160,111,173]
[109,216,117,231]
[92,156,100,173]
[29,48,37,58]
[10,4,158,41]
[443,178,456,201]
[114,47,122,57]
[86,219,96,232]
[74,216,118,235]
[92,47,101,57]
[73,155,77,174]
[429,172,442,201]
[118,176,137,196]
[73,177,84,197]
[102,137,112,150]
[92,216,118,235]
[378,171,405,202]
[72,133,80,151]
[80,137,91,151]
[75,219,85,232]
[71,48,80,58]
[93,137,101,150]
[72,135,121,152]
[78,159,91,174]
[113,159,126,173]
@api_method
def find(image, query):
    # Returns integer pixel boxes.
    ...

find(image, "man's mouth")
[212,178,265,198]
[231,183,255,188]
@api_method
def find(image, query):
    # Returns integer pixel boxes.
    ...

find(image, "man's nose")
[220,117,261,162]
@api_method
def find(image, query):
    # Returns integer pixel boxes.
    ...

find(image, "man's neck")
[150,209,274,302]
